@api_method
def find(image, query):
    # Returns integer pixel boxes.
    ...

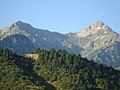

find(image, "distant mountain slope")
[0,21,120,69]
[67,21,120,69]
[0,34,35,54]
[0,21,82,54]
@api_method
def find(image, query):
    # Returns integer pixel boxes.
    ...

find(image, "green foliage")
[0,48,55,90]
[0,48,120,90]
[33,48,120,90]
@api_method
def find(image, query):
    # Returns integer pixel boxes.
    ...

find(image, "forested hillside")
[33,48,120,90]
[0,48,120,90]
[0,48,55,90]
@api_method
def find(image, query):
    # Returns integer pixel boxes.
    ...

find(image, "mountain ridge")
[0,21,83,54]
[74,21,115,38]
[0,20,120,69]
[67,21,120,69]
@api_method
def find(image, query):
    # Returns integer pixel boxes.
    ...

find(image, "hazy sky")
[0,0,120,34]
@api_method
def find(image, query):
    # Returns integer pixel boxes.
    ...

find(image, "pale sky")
[0,0,120,34]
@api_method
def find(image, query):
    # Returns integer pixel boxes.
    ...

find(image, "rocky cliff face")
[0,21,82,54]
[67,21,120,69]
[0,34,35,54]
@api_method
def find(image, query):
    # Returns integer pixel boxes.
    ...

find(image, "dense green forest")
[0,48,55,90]
[0,48,120,90]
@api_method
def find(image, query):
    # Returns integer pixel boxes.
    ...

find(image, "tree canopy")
[0,48,120,90]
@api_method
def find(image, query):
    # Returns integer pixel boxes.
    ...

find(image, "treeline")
[33,48,120,90]
[0,48,55,90]
[0,48,120,90]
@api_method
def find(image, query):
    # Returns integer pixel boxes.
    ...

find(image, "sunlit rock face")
[0,21,82,54]
[67,21,120,69]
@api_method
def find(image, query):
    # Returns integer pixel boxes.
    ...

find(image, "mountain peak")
[93,20,104,26]
[14,20,24,25]
[12,21,32,28]
[90,20,113,31]
[76,21,113,37]
[8,21,25,29]
[5,21,34,31]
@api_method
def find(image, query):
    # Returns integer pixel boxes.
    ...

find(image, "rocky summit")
[67,21,120,69]
[0,21,120,69]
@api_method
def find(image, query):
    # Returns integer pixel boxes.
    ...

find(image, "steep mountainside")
[0,48,55,90]
[0,34,35,54]
[0,21,82,54]
[67,21,120,69]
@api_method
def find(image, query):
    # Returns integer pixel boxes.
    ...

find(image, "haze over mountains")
[0,21,120,69]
